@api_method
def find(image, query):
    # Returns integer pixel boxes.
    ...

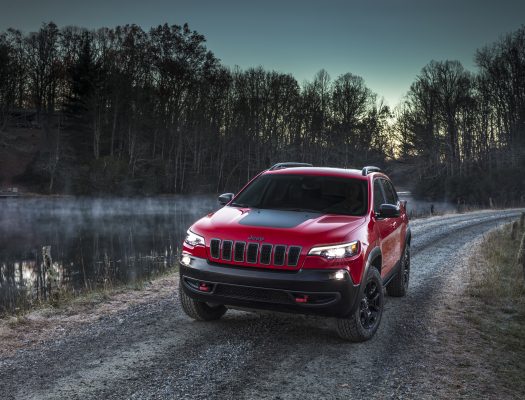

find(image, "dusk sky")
[1,0,523,107]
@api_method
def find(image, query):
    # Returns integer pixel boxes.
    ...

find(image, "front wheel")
[336,267,384,342]
[179,282,227,321]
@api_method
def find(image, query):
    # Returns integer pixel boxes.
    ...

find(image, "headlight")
[308,241,360,259]
[184,230,205,247]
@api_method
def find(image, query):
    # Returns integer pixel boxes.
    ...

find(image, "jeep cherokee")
[179,163,411,341]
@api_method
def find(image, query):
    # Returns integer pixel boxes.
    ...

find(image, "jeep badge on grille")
[248,235,264,241]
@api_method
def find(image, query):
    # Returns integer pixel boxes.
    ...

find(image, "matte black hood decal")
[238,209,321,228]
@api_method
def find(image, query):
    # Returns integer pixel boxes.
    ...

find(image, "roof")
[263,167,372,180]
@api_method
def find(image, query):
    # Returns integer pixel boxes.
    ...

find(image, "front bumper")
[179,255,361,318]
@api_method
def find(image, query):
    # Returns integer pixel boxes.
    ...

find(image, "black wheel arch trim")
[364,246,382,278]
[354,247,384,319]
[405,226,412,247]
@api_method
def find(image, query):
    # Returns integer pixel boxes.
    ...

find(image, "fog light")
[334,270,346,280]
[180,254,191,266]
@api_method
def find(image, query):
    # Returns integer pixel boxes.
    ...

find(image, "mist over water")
[398,192,456,217]
[0,193,456,314]
[0,196,217,314]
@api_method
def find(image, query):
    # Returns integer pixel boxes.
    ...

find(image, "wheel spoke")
[368,282,376,295]
[359,276,384,329]
[360,312,369,327]
[369,292,380,303]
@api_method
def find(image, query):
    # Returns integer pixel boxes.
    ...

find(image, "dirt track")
[0,209,523,400]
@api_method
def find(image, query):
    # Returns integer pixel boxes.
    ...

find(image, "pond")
[0,196,217,315]
[0,192,449,314]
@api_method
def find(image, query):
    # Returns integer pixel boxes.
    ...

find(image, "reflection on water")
[0,196,216,314]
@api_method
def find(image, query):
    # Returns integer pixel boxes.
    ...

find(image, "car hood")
[191,206,366,247]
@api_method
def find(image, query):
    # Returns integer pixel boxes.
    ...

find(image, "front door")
[372,178,401,278]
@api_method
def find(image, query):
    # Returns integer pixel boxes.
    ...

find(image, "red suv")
[179,163,411,341]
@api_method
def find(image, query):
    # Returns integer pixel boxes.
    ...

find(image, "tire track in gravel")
[0,209,523,400]
[409,210,520,253]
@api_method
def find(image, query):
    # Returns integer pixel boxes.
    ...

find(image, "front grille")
[260,244,272,265]
[222,241,233,260]
[246,243,259,263]
[210,239,220,259]
[234,242,246,262]
[273,245,286,266]
[209,239,302,268]
[288,246,301,266]
[214,284,292,304]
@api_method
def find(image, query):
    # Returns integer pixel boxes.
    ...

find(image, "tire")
[336,267,384,342]
[179,282,227,321]
[386,243,410,297]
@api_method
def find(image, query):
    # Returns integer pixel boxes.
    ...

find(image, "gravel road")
[1,209,523,400]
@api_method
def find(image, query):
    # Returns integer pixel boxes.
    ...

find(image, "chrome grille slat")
[222,240,233,260]
[260,244,272,265]
[246,243,259,263]
[273,245,286,266]
[234,242,246,262]
[287,246,301,266]
[210,239,221,259]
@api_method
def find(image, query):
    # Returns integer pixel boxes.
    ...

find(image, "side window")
[381,179,398,205]
[389,181,399,203]
[373,179,385,212]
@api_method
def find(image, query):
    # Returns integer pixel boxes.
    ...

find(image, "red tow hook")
[199,283,211,292]
[295,295,309,303]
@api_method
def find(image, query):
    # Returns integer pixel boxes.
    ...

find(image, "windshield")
[230,174,368,216]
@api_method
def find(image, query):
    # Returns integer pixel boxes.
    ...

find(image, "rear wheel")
[336,267,384,342]
[179,282,227,321]
[386,243,410,297]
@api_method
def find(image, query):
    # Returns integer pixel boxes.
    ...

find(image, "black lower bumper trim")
[179,256,361,317]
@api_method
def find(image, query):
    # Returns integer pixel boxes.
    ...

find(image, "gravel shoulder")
[0,274,177,358]
[0,209,523,400]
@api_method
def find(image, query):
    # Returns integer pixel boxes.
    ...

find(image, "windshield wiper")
[230,202,252,207]
[273,207,321,213]
[321,206,360,216]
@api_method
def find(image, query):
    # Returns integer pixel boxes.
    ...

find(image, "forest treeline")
[0,22,523,204]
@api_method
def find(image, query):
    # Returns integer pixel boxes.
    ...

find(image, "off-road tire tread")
[387,244,410,297]
[336,267,383,342]
[179,283,227,321]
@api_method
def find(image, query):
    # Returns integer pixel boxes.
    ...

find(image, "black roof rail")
[268,162,313,171]
[361,166,381,176]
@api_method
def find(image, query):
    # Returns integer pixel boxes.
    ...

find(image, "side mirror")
[377,204,400,218]
[218,193,234,206]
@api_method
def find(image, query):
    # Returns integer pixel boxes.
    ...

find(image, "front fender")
[359,246,382,284]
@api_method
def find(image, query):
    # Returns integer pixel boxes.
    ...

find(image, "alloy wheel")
[359,279,382,329]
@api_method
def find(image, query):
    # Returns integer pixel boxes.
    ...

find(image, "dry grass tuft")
[466,221,525,389]
[468,223,525,300]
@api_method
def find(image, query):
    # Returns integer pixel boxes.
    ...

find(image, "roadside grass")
[466,219,525,389]
[2,265,179,324]
[0,265,179,357]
